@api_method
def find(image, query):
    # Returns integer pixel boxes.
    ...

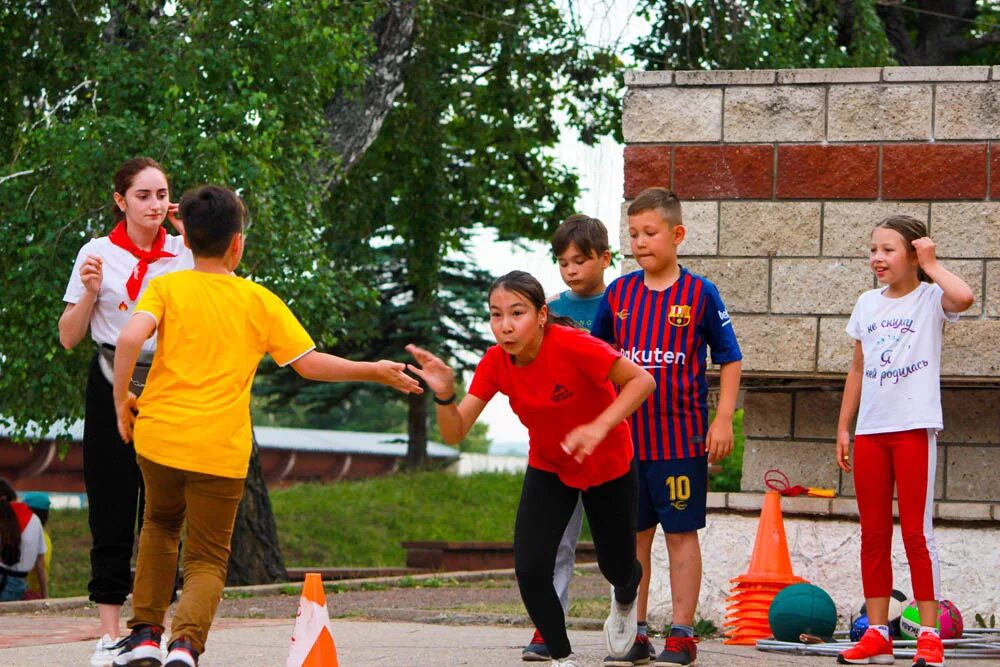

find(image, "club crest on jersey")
[118,301,129,312]
[667,304,691,327]
[616,309,629,320]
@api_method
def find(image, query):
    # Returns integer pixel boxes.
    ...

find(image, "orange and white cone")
[287,572,339,667]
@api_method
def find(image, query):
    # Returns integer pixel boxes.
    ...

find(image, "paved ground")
[1,568,996,666]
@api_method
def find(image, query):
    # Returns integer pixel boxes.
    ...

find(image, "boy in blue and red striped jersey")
[592,187,743,667]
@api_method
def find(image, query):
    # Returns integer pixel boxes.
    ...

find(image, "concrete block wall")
[621,67,1000,502]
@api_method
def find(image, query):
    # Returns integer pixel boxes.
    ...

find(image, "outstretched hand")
[405,344,456,396]
[374,359,423,394]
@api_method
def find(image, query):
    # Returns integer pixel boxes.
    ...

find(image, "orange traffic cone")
[722,491,807,645]
[287,572,339,667]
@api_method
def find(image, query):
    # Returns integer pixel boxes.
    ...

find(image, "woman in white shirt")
[58,157,193,666]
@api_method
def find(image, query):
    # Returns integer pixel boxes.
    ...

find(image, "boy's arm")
[290,350,422,395]
[706,360,742,464]
[836,341,864,473]
[113,314,157,443]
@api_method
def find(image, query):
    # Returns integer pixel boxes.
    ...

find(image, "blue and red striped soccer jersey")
[591,267,742,460]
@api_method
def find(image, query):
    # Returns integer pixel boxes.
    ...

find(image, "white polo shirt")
[7,512,46,573]
[63,235,194,353]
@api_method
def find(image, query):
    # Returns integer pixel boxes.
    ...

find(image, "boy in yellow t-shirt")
[112,185,421,667]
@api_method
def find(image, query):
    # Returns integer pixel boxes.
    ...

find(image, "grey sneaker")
[603,586,638,659]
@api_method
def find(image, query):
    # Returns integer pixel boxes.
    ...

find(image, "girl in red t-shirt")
[407,270,655,667]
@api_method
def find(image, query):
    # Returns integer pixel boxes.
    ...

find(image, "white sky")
[464,2,647,448]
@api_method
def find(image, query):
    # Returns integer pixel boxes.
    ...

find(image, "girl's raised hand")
[80,254,103,294]
[373,359,423,395]
[166,202,185,235]
[911,237,938,269]
[405,344,456,396]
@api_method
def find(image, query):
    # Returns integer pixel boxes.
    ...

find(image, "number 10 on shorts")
[665,475,691,501]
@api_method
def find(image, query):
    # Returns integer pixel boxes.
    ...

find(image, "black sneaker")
[604,634,656,665]
[164,636,199,667]
[521,629,550,661]
[654,634,697,667]
[112,625,163,667]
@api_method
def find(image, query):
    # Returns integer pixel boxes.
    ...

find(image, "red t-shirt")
[469,324,633,490]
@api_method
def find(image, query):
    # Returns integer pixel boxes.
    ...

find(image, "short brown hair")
[551,214,610,259]
[179,185,247,257]
[627,187,682,227]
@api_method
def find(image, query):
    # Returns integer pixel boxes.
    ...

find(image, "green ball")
[900,601,931,640]
[768,583,838,642]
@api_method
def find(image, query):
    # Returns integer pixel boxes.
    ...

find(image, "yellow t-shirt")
[134,271,314,478]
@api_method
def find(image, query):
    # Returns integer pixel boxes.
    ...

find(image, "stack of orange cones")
[723,491,808,645]
[287,572,339,667]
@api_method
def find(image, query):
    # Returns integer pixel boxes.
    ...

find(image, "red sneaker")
[837,627,895,664]
[913,632,944,667]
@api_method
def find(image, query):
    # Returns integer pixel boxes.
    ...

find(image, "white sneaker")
[550,654,580,667]
[90,634,121,667]
[603,586,638,659]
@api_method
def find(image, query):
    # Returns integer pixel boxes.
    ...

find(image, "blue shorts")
[636,456,708,534]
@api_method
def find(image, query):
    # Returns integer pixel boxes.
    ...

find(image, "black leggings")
[514,463,642,659]
[84,354,144,605]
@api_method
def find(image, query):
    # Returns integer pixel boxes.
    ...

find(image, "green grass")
[45,470,533,597]
[709,409,745,493]
[275,471,532,567]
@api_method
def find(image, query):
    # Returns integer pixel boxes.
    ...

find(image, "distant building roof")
[0,419,457,459]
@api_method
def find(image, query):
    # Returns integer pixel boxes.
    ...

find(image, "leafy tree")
[254,0,622,465]
[633,0,1000,70]
[0,0,417,583]
[875,0,1000,65]
[632,0,895,69]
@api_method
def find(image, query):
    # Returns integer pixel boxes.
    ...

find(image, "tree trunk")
[224,3,418,585]
[405,390,429,468]
[226,436,287,585]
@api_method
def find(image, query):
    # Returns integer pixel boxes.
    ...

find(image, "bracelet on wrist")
[433,392,457,405]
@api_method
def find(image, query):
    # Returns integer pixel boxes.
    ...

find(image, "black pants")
[514,463,642,659]
[84,354,144,605]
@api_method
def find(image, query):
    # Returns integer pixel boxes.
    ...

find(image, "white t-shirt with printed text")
[846,282,959,435]
[63,235,193,354]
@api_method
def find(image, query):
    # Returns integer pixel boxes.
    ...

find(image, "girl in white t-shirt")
[835,215,974,667]
[58,157,193,664]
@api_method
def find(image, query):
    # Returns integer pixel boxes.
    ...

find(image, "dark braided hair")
[0,479,21,567]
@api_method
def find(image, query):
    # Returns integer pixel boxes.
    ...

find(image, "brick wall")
[621,67,1000,502]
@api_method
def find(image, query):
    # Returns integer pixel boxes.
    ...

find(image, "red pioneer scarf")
[108,222,176,300]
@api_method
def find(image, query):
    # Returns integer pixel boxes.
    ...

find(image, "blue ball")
[850,613,870,642]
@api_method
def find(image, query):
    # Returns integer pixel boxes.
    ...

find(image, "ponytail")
[0,479,20,567]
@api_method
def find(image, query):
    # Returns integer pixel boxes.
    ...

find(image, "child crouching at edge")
[112,185,421,667]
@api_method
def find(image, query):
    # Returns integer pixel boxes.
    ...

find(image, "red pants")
[854,428,939,602]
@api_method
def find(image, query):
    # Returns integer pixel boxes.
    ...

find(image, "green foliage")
[254,0,622,459]
[633,0,896,70]
[0,1,384,435]
[711,409,745,493]
[694,617,720,639]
